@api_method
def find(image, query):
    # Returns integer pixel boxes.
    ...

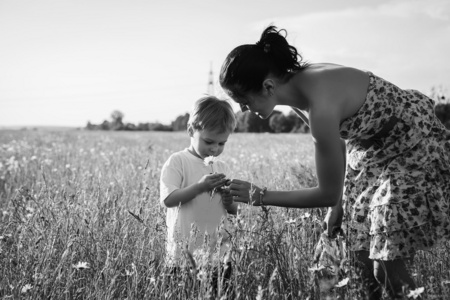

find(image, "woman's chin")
[256,112,269,119]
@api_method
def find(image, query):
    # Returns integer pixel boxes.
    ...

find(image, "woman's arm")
[229,107,346,208]
[322,139,346,236]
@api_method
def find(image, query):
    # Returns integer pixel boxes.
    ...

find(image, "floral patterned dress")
[339,72,450,260]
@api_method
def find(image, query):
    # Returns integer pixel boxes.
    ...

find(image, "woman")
[220,25,450,299]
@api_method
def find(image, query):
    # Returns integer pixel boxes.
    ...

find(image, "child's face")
[189,128,230,159]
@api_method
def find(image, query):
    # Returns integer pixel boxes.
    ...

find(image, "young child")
[220,25,450,299]
[159,96,238,289]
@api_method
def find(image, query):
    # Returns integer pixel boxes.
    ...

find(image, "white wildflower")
[286,218,296,225]
[73,261,90,270]
[407,287,424,299]
[335,277,349,288]
[21,284,32,294]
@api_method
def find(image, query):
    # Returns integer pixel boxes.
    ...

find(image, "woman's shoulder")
[302,63,366,79]
[300,64,370,121]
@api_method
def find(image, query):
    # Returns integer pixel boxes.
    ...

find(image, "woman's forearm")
[262,187,341,208]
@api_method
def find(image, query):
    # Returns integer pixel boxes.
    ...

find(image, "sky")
[1,0,449,127]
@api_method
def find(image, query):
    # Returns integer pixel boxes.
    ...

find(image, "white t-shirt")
[160,149,231,264]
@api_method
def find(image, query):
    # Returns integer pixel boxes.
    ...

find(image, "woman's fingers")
[229,180,249,191]
[229,179,247,185]
[231,196,247,203]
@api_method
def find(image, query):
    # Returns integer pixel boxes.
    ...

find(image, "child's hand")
[198,173,227,193]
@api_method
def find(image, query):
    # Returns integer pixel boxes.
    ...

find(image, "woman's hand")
[221,188,234,207]
[322,201,343,237]
[220,188,238,214]
[228,179,263,206]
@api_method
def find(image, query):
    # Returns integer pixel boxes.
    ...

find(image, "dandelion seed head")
[204,155,217,167]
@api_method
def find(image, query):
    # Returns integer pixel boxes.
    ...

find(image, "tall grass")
[0,130,449,299]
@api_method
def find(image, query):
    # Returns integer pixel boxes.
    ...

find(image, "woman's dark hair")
[219,25,307,102]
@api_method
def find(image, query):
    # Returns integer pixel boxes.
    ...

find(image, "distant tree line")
[85,109,309,133]
[86,90,450,133]
[432,88,450,129]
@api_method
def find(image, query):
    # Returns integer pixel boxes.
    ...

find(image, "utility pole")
[207,62,214,95]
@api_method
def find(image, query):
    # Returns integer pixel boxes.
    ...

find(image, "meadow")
[1,130,449,299]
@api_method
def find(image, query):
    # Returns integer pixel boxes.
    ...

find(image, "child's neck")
[187,147,202,159]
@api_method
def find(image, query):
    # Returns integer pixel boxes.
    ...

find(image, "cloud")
[253,0,450,91]
[377,0,450,20]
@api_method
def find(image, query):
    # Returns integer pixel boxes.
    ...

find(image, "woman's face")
[239,91,276,119]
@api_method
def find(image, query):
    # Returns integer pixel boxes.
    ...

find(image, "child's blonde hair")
[188,96,236,133]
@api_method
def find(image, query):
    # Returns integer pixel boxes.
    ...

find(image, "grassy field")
[1,130,449,299]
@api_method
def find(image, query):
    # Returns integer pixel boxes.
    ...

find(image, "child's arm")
[163,173,228,208]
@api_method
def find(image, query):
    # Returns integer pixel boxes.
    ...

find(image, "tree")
[234,111,249,132]
[86,121,97,130]
[430,87,450,129]
[430,85,449,105]
[245,111,277,133]
[99,120,110,130]
[171,113,189,131]
[110,110,124,130]
[435,103,450,129]
[269,112,292,133]
[286,111,309,133]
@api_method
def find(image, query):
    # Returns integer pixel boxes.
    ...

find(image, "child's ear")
[187,125,194,137]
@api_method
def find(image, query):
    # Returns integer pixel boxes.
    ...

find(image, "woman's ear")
[262,79,275,96]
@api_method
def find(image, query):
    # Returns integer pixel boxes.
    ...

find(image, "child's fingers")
[209,173,225,178]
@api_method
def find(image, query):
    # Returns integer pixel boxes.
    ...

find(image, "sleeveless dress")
[339,72,450,261]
